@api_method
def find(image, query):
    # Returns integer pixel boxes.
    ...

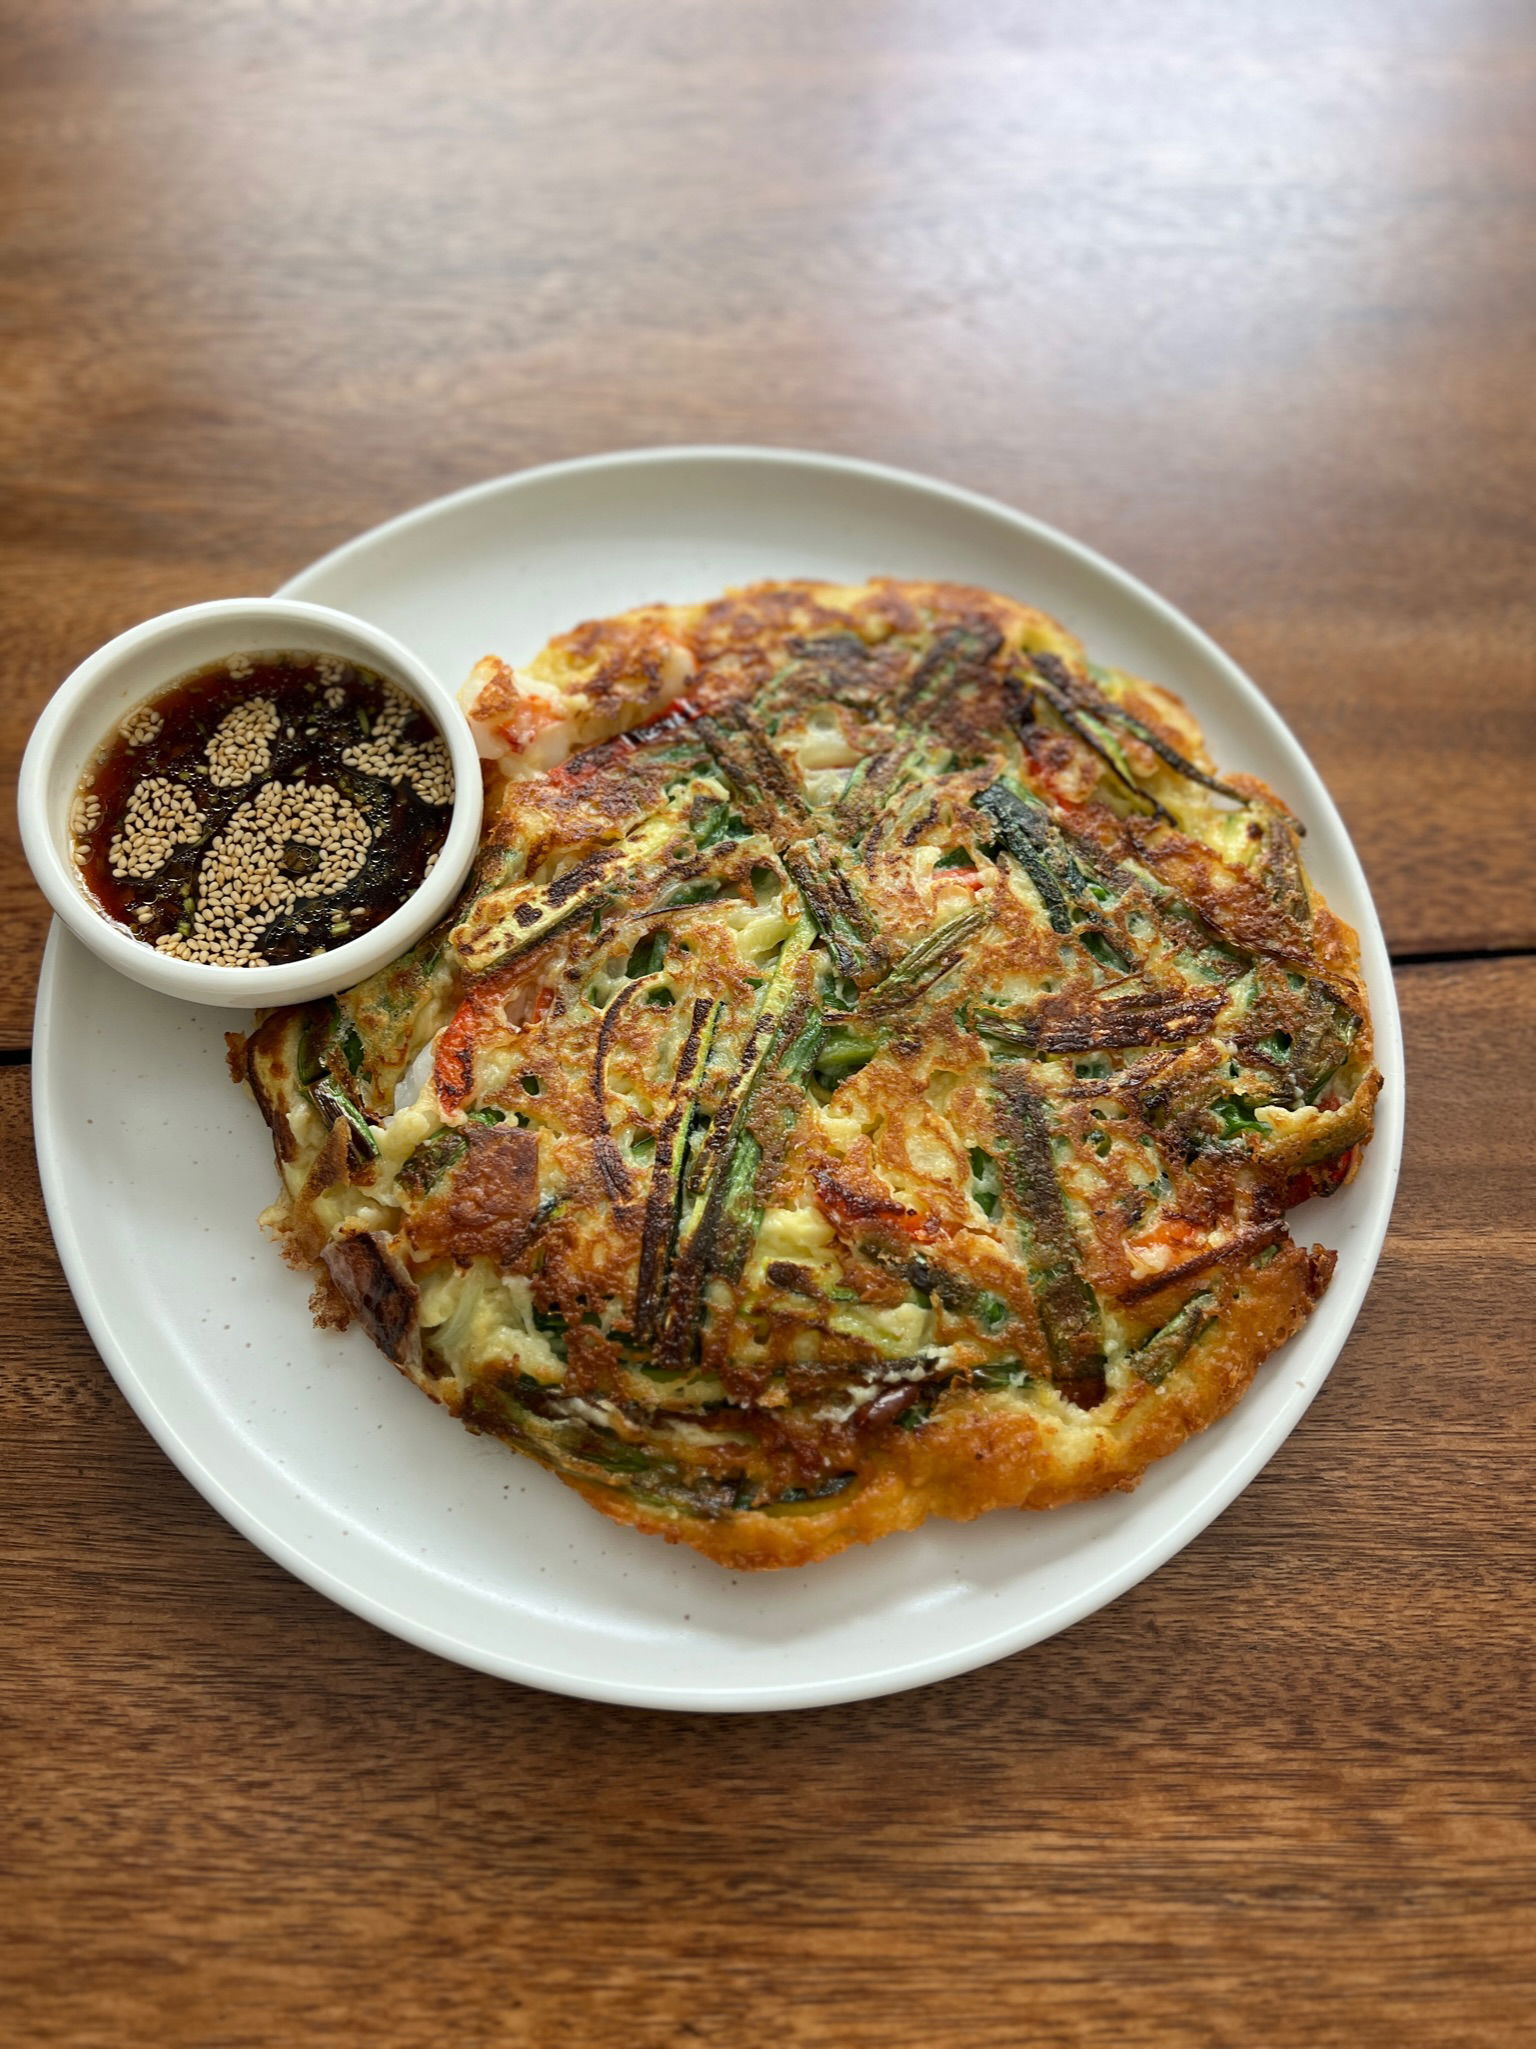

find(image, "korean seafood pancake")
[239,579,1379,1570]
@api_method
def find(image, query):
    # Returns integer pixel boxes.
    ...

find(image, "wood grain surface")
[3,3,1533,2045]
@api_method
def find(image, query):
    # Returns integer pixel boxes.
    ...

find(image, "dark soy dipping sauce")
[73,652,454,967]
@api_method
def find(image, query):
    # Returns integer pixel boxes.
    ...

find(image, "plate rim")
[31,444,1405,1711]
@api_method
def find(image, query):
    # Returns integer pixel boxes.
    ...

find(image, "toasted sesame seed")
[120,706,163,748]
[206,696,279,787]
[155,778,372,966]
[341,687,453,804]
[108,777,205,880]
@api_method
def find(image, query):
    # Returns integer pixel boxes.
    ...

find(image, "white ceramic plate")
[33,447,1403,1711]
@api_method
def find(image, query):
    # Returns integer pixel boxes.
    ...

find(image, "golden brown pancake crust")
[240,579,1378,1568]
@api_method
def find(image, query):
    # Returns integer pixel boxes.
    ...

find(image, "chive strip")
[1293,980,1361,1104]
[1129,1290,1218,1386]
[310,1077,379,1162]
[1259,809,1312,927]
[653,944,819,1370]
[812,1023,886,1086]
[1033,652,1248,805]
[864,907,990,1016]
[893,622,1004,719]
[396,1126,469,1197]
[972,780,1111,938]
[694,705,810,835]
[451,812,684,976]
[716,1002,826,1283]
[780,835,877,980]
[632,996,724,1341]
[992,1073,1105,1388]
[976,989,1223,1053]
[834,739,919,847]
[298,1000,381,1161]
[1025,668,1173,822]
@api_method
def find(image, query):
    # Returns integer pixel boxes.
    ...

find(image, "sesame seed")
[155,778,372,966]
[120,706,163,748]
[340,684,454,806]
[206,696,279,787]
[107,777,206,880]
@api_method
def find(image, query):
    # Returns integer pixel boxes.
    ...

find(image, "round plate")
[33,447,1403,1710]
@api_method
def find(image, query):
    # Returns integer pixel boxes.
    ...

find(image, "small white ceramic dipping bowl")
[19,597,484,1010]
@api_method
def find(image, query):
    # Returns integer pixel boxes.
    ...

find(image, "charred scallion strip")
[857,1242,987,1319]
[1038,653,1248,804]
[649,878,726,913]
[692,701,877,973]
[654,951,819,1370]
[1078,928,1135,975]
[451,814,683,976]
[992,1074,1105,1391]
[310,1077,379,1162]
[1293,980,1361,1104]
[972,780,1104,936]
[976,792,1071,933]
[297,1001,379,1161]
[1260,809,1312,927]
[1024,666,1173,822]
[787,630,870,664]
[812,1023,886,1087]
[893,622,1004,718]
[296,1003,331,1086]
[632,997,723,1341]
[977,989,1223,1053]
[711,1133,765,1283]
[758,1472,859,1517]
[590,980,649,1203]
[780,836,877,980]
[1128,1290,1217,1386]
[396,1126,469,1197]
[834,739,920,847]
[1120,1223,1283,1304]
[718,1005,826,1283]
[455,869,612,976]
[694,704,810,834]
[864,907,990,1015]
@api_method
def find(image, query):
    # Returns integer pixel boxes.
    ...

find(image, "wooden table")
[4,5,1532,2043]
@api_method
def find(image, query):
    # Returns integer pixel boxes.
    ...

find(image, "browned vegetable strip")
[632,997,722,1340]
[1120,1222,1284,1304]
[589,979,646,1203]
[992,1073,1106,1401]
[653,962,819,1370]
[893,622,1004,718]
[1028,683,1173,821]
[780,835,878,981]
[864,908,990,1016]
[694,704,810,834]
[982,988,1222,1053]
[1033,652,1248,805]
[1129,1290,1218,1385]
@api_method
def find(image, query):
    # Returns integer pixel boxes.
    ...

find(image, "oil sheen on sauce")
[71,652,455,968]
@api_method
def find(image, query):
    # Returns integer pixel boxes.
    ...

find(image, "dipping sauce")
[71,653,454,967]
